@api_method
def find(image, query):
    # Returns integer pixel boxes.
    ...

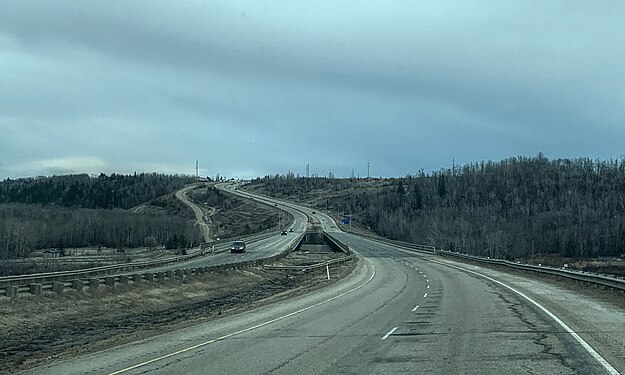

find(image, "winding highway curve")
[21,183,625,375]
[175,184,215,243]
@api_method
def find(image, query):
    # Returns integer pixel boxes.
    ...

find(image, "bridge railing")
[1,233,306,299]
[355,233,625,293]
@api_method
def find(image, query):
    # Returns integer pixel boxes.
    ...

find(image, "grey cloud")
[1,1,624,179]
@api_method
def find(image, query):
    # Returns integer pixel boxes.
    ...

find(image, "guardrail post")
[6,286,17,298]
[105,277,115,288]
[72,280,84,292]
[145,273,155,282]
[52,281,64,294]
[132,274,142,283]
[89,279,100,291]
[119,275,130,286]
[29,283,42,296]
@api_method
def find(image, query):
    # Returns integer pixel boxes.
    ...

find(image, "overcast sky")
[1,1,624,179]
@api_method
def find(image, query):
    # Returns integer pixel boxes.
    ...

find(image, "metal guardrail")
[263,231,355,271]
[1,233,306,299]
[0,185,311,298]
[263,255,354,271]
[342,229,435,254]
[435,250,625,292]
[353,233,625,292]
[0,230,281,287]
[323,232,352,254]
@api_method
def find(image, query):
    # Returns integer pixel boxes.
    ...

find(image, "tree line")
[249,154,625,260]
[0,173,195,209]
[0,173,201,259]
[0,204,201,259]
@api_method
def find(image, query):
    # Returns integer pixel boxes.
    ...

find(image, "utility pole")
[195,160,199,180]
[306,163,310,178]
[367,162,370,179]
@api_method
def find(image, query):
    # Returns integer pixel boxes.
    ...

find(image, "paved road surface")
[22,186,624,375]
[135,182,310,274]
[175,185,213,243]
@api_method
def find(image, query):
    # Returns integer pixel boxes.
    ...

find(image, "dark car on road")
[230,240,246,253]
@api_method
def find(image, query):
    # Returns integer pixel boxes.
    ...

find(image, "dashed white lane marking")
[426,279,429,283]
[434,261,621,375]
[412,305,420,312]
[382,327,399,340]
[427,285,430,289]
[423,275,427,278]
[423,293,428,298]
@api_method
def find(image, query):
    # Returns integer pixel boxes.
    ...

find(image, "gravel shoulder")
[0,252,356,374]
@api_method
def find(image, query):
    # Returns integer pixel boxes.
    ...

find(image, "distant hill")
[247,154,625,260]
[0,173,195,209]
[0,173,200,260]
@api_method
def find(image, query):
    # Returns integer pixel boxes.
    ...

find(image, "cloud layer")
[1,1,624,179]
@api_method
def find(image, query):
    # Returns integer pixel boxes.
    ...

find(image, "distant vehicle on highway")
[289,228,294,232]
[230,240,246,253]
[280,231,288,235]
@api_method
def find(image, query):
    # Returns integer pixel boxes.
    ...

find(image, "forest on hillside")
[0,173,195,209]
[0,174,200,258]
[248,155,625,260]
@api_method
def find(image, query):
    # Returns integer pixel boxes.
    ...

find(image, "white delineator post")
[326,264,330,280]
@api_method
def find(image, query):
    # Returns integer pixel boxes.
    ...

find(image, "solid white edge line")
[412,305,419,312]
[434,260,620,375]
[382,326,399,340]
[107,264,378,375]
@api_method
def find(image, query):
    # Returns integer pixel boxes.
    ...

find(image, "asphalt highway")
[135,183,310,274]
[175,185,213,243]
[21,185,624,375]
